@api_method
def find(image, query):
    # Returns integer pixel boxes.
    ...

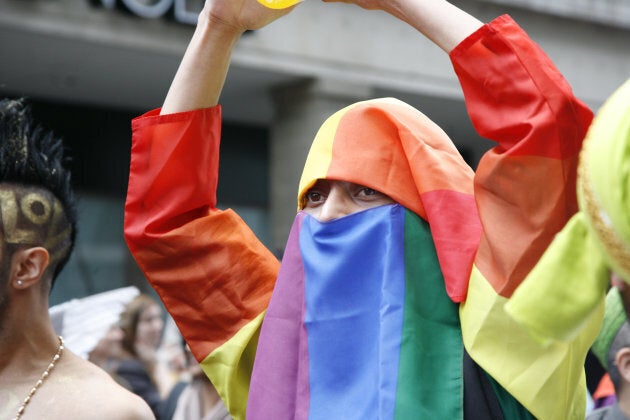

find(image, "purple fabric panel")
[247,212,309,419]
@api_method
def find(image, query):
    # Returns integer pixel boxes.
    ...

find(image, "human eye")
[306,191,324,203]
[355,186,383,200]
[302,180,331,208]
[352,184,394,205]
[303,189,327,208]
[359,187,377,197]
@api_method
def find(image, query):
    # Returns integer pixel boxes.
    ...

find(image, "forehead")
[139,303,161,318]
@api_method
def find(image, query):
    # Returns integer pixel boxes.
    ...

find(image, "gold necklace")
[13,336,64,420]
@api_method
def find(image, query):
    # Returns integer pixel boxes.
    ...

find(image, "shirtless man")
[0,99,154,419]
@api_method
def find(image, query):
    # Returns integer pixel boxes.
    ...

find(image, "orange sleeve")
[124,106,279,361]
[451,15,594,297]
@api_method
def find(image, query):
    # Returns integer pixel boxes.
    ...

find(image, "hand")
[202,0,296,35]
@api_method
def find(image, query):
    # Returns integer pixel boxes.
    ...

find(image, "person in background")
[613,273,630,320]
[161,341,231,420]
[88,324,126,380]
[48,285,140,375]
[588,289,630,419]
[591,372,617,412]
[0,98,153,419]
[117,293,180,418]
[124,0,597,418]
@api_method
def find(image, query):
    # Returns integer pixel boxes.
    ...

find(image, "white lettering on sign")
[91,0,202,26]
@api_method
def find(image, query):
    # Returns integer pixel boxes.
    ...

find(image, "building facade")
[1,0,628,304]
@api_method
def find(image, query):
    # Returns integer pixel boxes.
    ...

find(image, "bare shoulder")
[58,352,155,419]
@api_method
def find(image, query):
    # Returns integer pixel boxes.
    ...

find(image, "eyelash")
[304,188,378,202]
[306,192,323,201]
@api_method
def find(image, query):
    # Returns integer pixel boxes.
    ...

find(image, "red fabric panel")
[124,106,279,361]
[451,15,593,159]
[421,190,482,301]
[451,15,593,298]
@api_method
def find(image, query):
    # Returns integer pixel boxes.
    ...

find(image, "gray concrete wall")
[1,0,628,254]
[1,1,628,116]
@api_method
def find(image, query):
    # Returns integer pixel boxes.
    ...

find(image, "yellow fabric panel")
[505,213,609,344]
[297,103,349,209]
[580,78,630,282]
[587,78,630,253]
[201,311,266,420]
[460,265,603,420]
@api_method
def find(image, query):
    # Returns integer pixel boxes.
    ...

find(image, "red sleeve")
[124,106,279,361]
[450,15,594,297]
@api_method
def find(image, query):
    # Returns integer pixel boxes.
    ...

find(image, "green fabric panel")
[592,288,626,369]
[487,372,536,420]
[394,210,464,419]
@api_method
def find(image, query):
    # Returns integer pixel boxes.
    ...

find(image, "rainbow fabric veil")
[245,98,481,419]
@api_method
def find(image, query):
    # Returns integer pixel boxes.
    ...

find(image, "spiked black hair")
[0,98,77,286]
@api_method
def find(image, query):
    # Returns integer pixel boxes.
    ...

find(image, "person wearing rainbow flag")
[124,0,597,418]
[587,290,630,419]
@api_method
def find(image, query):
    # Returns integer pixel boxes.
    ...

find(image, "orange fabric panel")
[131,209,279,361]
[474,153,580,297]
[325,101,475,219]
[124,106,279,362]
[451,15,593,299]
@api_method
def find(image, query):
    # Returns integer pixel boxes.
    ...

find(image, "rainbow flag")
[194,96,482,418]
[452,15,597,420]
[246,204,463,419]
[298,97,481,303]
[125,15,596,420]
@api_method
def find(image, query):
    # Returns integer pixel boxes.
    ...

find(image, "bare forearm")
[161,13,243,115]
[387,0,483,52]
[160,0,293,115]
[329,0,483,53]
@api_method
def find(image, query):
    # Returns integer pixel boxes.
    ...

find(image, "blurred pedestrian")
[588,289,630,419]
[117,293,180,418]
[161,341,231,420]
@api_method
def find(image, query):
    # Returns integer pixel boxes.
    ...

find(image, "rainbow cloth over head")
[247,204,464,419]
[198,96,483,419]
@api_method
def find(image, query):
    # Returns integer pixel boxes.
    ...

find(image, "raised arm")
[161,0,293,114]
[323,1,594,418]
[125,3,296,417]
[323,0,483,53]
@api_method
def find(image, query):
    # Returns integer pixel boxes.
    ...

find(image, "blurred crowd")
[84,293,231,420]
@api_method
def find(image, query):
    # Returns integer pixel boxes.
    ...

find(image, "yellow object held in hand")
[257,0,302,9]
